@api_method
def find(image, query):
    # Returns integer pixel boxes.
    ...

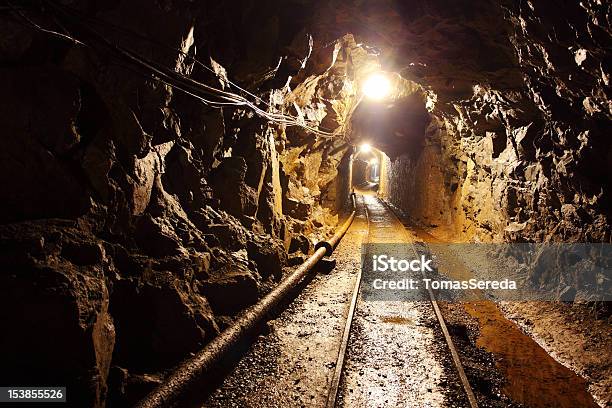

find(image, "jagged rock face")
[0,222,114,407]
[334,0,611,242]
[0,2,360,405]
[0,0,610,406]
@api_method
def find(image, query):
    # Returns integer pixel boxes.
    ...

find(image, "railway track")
[141,191,479,407]
[143,190,596,408]
[325,193,478,408]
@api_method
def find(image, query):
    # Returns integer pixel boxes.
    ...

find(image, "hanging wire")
[50,5,272,108]
[6,0,84,45]
[10,0,343,138]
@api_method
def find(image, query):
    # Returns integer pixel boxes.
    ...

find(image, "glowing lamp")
[359,143,372,153]
[362,73,391,100]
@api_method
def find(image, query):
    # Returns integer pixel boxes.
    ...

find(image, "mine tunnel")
[0,1,611,408]
[350,144,383,194]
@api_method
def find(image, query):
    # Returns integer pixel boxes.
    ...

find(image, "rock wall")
[1,0,610,406]
[344,0,611,243]
[0,2,360,406]
[384,119,462,234]
[449,0,611,243]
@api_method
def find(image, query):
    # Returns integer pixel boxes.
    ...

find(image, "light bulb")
[362,73,391,100]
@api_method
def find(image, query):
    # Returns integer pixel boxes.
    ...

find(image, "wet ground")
[336,194,467,408]
[391,205,604,408]
[201,192,603,408]
[202,195,369,408]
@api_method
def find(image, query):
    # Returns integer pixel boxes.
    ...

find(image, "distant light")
[369,158,378,166]
[360,143,372,153]
[362,73,391,100]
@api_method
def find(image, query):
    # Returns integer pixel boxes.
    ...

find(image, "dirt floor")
[499,301,611,408]
[200,194,610,408]
[202,196,369,407]
[336,194,468,408]
[393,207,611,408]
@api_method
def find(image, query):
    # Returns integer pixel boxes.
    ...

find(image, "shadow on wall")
[350,92,430,160]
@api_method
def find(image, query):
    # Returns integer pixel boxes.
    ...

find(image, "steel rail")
[325,194,368,408]
[381,200,479,408]
[135,195,356,408]
[324,195,478,408]
[427,289,479,408]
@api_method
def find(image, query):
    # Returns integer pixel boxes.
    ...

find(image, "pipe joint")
[314,241,333,257]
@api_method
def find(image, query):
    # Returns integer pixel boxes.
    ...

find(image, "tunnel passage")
[346,84,458,232]
[0,1,611,407]
[350,144,383,193]
[350,92,430,161]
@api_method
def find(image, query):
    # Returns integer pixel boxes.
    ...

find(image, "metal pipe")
[135,196,357,408]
